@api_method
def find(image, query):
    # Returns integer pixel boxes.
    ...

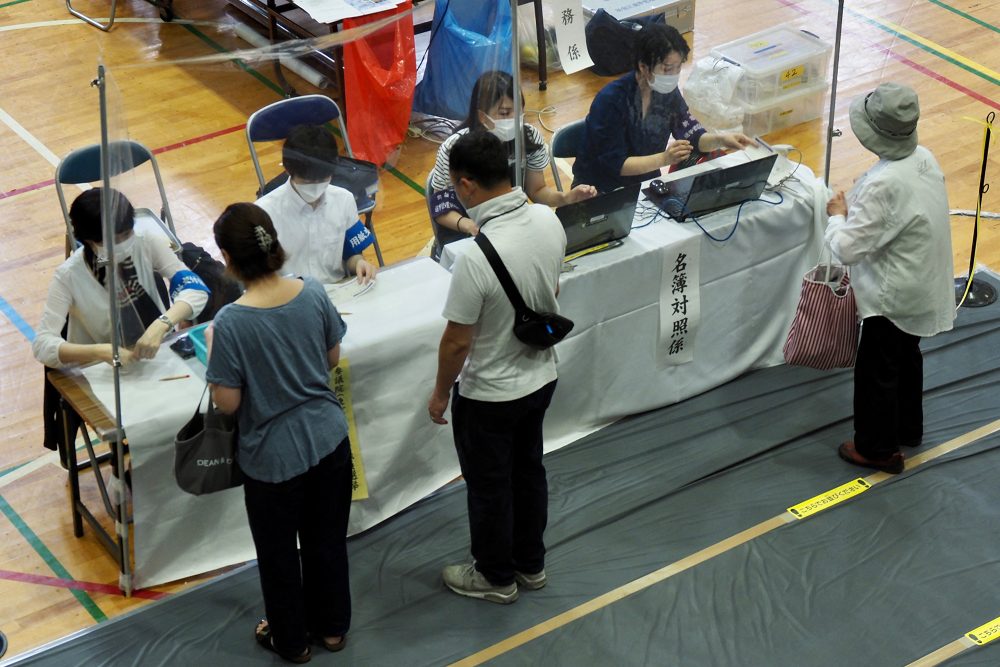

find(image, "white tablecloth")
[442,165,827,449]
[83,259,456,588]
[82,165,825,587]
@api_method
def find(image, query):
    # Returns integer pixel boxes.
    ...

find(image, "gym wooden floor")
[0,0,996,660]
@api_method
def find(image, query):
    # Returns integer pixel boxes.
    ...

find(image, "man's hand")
[665,140,693,165]
[355,258,378,285]
[133,320,170,360]
[565,184,598,205]
[827,191,848,217]
[428,389,450,425]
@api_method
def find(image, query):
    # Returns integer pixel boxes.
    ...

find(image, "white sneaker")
[442,563,518,604]
[514,569,546,590]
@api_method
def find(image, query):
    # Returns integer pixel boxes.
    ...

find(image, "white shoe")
[442,563,518,604]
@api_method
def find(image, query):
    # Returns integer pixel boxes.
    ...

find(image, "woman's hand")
[665,140,693,165]
[827,191,848,217]
[99,343,136,366]
[565,184,598,205]
[133,320,171,360]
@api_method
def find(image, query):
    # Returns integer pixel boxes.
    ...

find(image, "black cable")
[415,0,450,76]
[689,191,784,242]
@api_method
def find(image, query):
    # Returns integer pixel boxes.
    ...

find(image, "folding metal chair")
[549,119,587,192]
[54,141,181,258]
[66,0,173,31]
[246,95,383,266]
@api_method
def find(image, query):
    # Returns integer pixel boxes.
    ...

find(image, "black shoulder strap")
[474,233,530,314]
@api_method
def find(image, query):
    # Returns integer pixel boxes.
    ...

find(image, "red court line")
[0,568,169,601]
[0,123,247,201]
[775,0,1000,111]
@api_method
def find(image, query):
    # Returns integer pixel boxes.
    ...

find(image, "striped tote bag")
[783,263,859,370]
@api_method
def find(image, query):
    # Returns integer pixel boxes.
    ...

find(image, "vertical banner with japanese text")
[330,358,370,500]
[549,0,594,74]
[658,237,701,365]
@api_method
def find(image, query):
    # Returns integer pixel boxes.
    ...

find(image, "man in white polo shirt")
[256,124,377,285]
[428,131,566,604]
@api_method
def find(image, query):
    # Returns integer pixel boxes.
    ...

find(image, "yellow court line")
[854,7,1000,82]
[905,636,978,666]
[450,418,1000,666]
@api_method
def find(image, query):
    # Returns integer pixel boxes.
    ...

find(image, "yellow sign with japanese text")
[787,478,870,519]
[330,358,369,500]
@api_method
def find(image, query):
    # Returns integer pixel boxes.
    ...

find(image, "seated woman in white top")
[32,187,209,368]
[428,70,597,257]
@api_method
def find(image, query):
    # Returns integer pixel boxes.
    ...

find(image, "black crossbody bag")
[474,232,574,350]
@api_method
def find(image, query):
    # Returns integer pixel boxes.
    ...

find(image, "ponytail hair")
[213,203,286,283]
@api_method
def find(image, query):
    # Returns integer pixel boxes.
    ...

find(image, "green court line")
[927,0,1000,34]
[842,4,1000,87]
[177,18,426,196]
[387,164,425,196]
[178,23,284,97]
[0,441,97,479]
[0,493,108,623]
[0,0,32,8]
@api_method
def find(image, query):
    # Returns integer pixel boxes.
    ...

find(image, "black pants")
[854,316,923,458]
[451,380,557,586]
[243,439,353,656]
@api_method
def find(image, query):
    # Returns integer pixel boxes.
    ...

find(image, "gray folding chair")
[55,141,181,257]
[549,119,587,192]
[246,94,383,266]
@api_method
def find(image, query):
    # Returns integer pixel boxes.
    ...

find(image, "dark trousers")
[451,380,557,586]
[243,439,353,656]
[854,316,923,458]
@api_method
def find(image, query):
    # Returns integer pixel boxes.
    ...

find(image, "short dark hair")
[633,24,690,72]
[213,203,286,283]
[69,187,135,243]
[449,131,510,189]
[282,125,339,181]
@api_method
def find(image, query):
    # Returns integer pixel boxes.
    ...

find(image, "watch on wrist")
[157,314,173,328]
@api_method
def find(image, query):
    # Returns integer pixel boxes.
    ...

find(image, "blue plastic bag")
[412,0,513,120]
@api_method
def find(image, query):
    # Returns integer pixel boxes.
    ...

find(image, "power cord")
[687,191,785,242]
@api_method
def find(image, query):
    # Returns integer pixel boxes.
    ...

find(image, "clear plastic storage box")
[710,26,832,106]
[740,81,826,136]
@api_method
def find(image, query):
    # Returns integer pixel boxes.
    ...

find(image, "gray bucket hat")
[849,82,919,160]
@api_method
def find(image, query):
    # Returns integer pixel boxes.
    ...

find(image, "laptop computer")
[555,182,642,255]
[645,153,779,221]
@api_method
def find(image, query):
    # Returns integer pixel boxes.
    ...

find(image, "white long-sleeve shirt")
[825,145,955,337]
[33,231,208,368]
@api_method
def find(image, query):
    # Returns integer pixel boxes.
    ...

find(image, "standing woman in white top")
[32,187,209,368]
[428,70,597,257]
[825,83,955,475]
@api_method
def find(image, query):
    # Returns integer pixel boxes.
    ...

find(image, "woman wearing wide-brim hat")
[824,82,956,474]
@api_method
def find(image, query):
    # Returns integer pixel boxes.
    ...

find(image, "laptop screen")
[555,183,642,255]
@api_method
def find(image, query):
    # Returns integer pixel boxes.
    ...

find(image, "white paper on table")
[658,233,700,365]
[294,0,401,24]
[549,0,594,75]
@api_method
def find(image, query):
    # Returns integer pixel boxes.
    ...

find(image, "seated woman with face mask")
[32,187,209,368]
[572,24,755,194]
[428,70,596,257]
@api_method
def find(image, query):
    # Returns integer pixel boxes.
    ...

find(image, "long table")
[66,166,825,588]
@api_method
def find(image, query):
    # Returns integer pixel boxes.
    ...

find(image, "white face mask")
[292,179,330,204]
[650,72,680,94]
[95,234,135,262]
[487,116,519,143]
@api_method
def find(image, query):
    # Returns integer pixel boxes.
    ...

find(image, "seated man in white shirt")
[255,125,377,285]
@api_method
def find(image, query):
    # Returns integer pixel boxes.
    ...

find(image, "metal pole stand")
[955,277,997,308]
